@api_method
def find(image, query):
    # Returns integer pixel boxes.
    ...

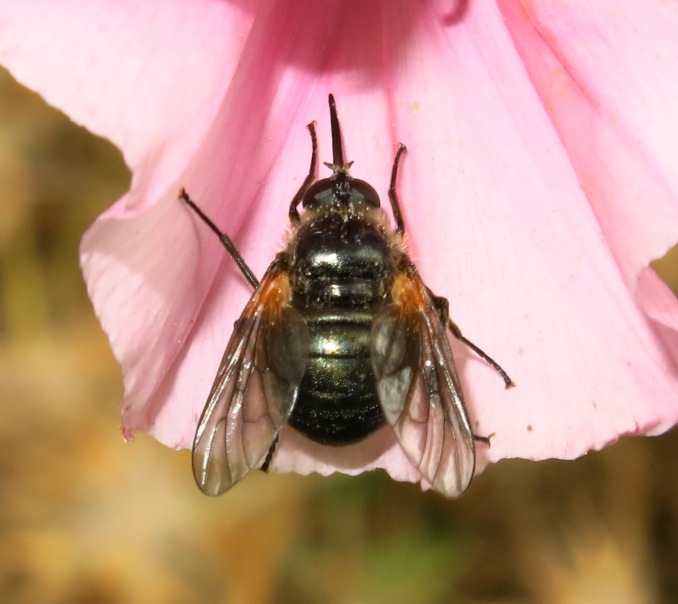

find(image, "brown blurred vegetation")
[2,66,678,604]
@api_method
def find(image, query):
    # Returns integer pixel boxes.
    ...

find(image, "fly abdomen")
[287,311,386,445]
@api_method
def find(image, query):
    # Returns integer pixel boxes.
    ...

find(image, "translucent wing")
[371,262,475,497]
[192,258,309,495]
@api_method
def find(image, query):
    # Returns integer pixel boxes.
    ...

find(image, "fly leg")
[473,434,492,447]
[387,144,407,235]
[179,188,259,289]
[429,293,513,448]
[288,121,318,225]
[387,141,512,389]
[261,434,279,473]
[430,293,515,389]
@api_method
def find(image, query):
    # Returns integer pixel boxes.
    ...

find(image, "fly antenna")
[328,94,345,168]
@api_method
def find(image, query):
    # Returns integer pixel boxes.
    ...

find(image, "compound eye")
[350,179,380,207]
[302,178,334,208]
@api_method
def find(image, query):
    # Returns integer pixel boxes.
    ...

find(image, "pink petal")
[2,0,677,492]
[498,0,678,377]
[378,0,678,470]
[498,0,678,285]
[0,0,257,191]
[0,0,261,444]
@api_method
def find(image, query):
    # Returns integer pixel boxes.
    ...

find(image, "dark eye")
[302,179,335,209]
[350,179,380,207]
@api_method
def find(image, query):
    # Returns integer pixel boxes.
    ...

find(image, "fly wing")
[371,263,475,497]
[192,259,309,495]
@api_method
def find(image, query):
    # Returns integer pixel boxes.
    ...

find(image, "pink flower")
[2,0,677,491]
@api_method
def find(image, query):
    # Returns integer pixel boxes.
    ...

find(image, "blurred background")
[2,65,678,604]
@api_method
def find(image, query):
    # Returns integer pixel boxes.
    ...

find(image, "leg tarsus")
[452,325,515,389]
[388,144,407,235]
[288,121,318,225]
[430,291,515,389]
[179,188,259,289]
[261,434,279,473]
[473,433,493,447]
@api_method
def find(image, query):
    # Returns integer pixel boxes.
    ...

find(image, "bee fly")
[180,95,513,498]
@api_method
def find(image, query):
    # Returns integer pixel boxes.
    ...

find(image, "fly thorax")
[289,211,396,307]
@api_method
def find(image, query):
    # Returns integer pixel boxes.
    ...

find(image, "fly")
[180,95,513,497]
